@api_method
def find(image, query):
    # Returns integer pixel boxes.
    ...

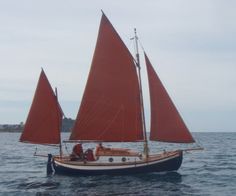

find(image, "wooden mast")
[134,28,149,158]
[55,87,62,158]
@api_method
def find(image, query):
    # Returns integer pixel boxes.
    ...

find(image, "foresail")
[145,53,195,143]
[20,69,62,145]
[70,13,143,142]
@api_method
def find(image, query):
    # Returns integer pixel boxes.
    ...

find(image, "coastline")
[0,129,22,133]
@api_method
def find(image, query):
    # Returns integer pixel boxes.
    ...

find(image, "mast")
[55,87,62,157]
[134,28,149,158]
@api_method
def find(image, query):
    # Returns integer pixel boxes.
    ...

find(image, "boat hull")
[51,150,183,176]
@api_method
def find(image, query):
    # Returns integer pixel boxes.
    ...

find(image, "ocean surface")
[0,132,235,196]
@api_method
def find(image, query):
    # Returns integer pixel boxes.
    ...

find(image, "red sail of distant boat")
[70,13,143,142]
[145,53,195,143]
[20,69,62,145]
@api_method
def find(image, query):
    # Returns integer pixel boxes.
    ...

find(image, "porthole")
[109,157,113,162]
[122,157,126,162]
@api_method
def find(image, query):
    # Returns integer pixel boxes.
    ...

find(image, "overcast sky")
[0,0,235,132]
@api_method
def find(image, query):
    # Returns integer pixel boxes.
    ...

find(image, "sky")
[0,0,235,132]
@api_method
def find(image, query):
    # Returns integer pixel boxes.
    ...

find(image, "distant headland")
[0,117,75,132]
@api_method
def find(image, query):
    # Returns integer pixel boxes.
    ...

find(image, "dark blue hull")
[51,151,183,176]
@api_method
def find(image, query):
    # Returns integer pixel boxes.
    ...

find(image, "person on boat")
[70,143,84,161]
[97,143,104,149]
[84,149,95,161]
[95,143,105,156]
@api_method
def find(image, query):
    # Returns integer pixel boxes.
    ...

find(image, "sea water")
[0,132,235,196]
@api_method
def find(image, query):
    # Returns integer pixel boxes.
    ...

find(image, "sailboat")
[20,12,201,176]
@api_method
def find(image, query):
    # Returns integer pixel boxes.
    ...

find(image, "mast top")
[134,28,140,68]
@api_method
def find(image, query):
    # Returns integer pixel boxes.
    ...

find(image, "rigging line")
[125,33,134,50]
[20,141,61,147]
[65,142,70,155]
[138,38,145,53]
[194,135,204,148]
[128,36,136,60]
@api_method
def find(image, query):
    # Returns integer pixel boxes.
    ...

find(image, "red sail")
[20,70,62,145]
[145,53,195,143]
[70,14,143,142]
